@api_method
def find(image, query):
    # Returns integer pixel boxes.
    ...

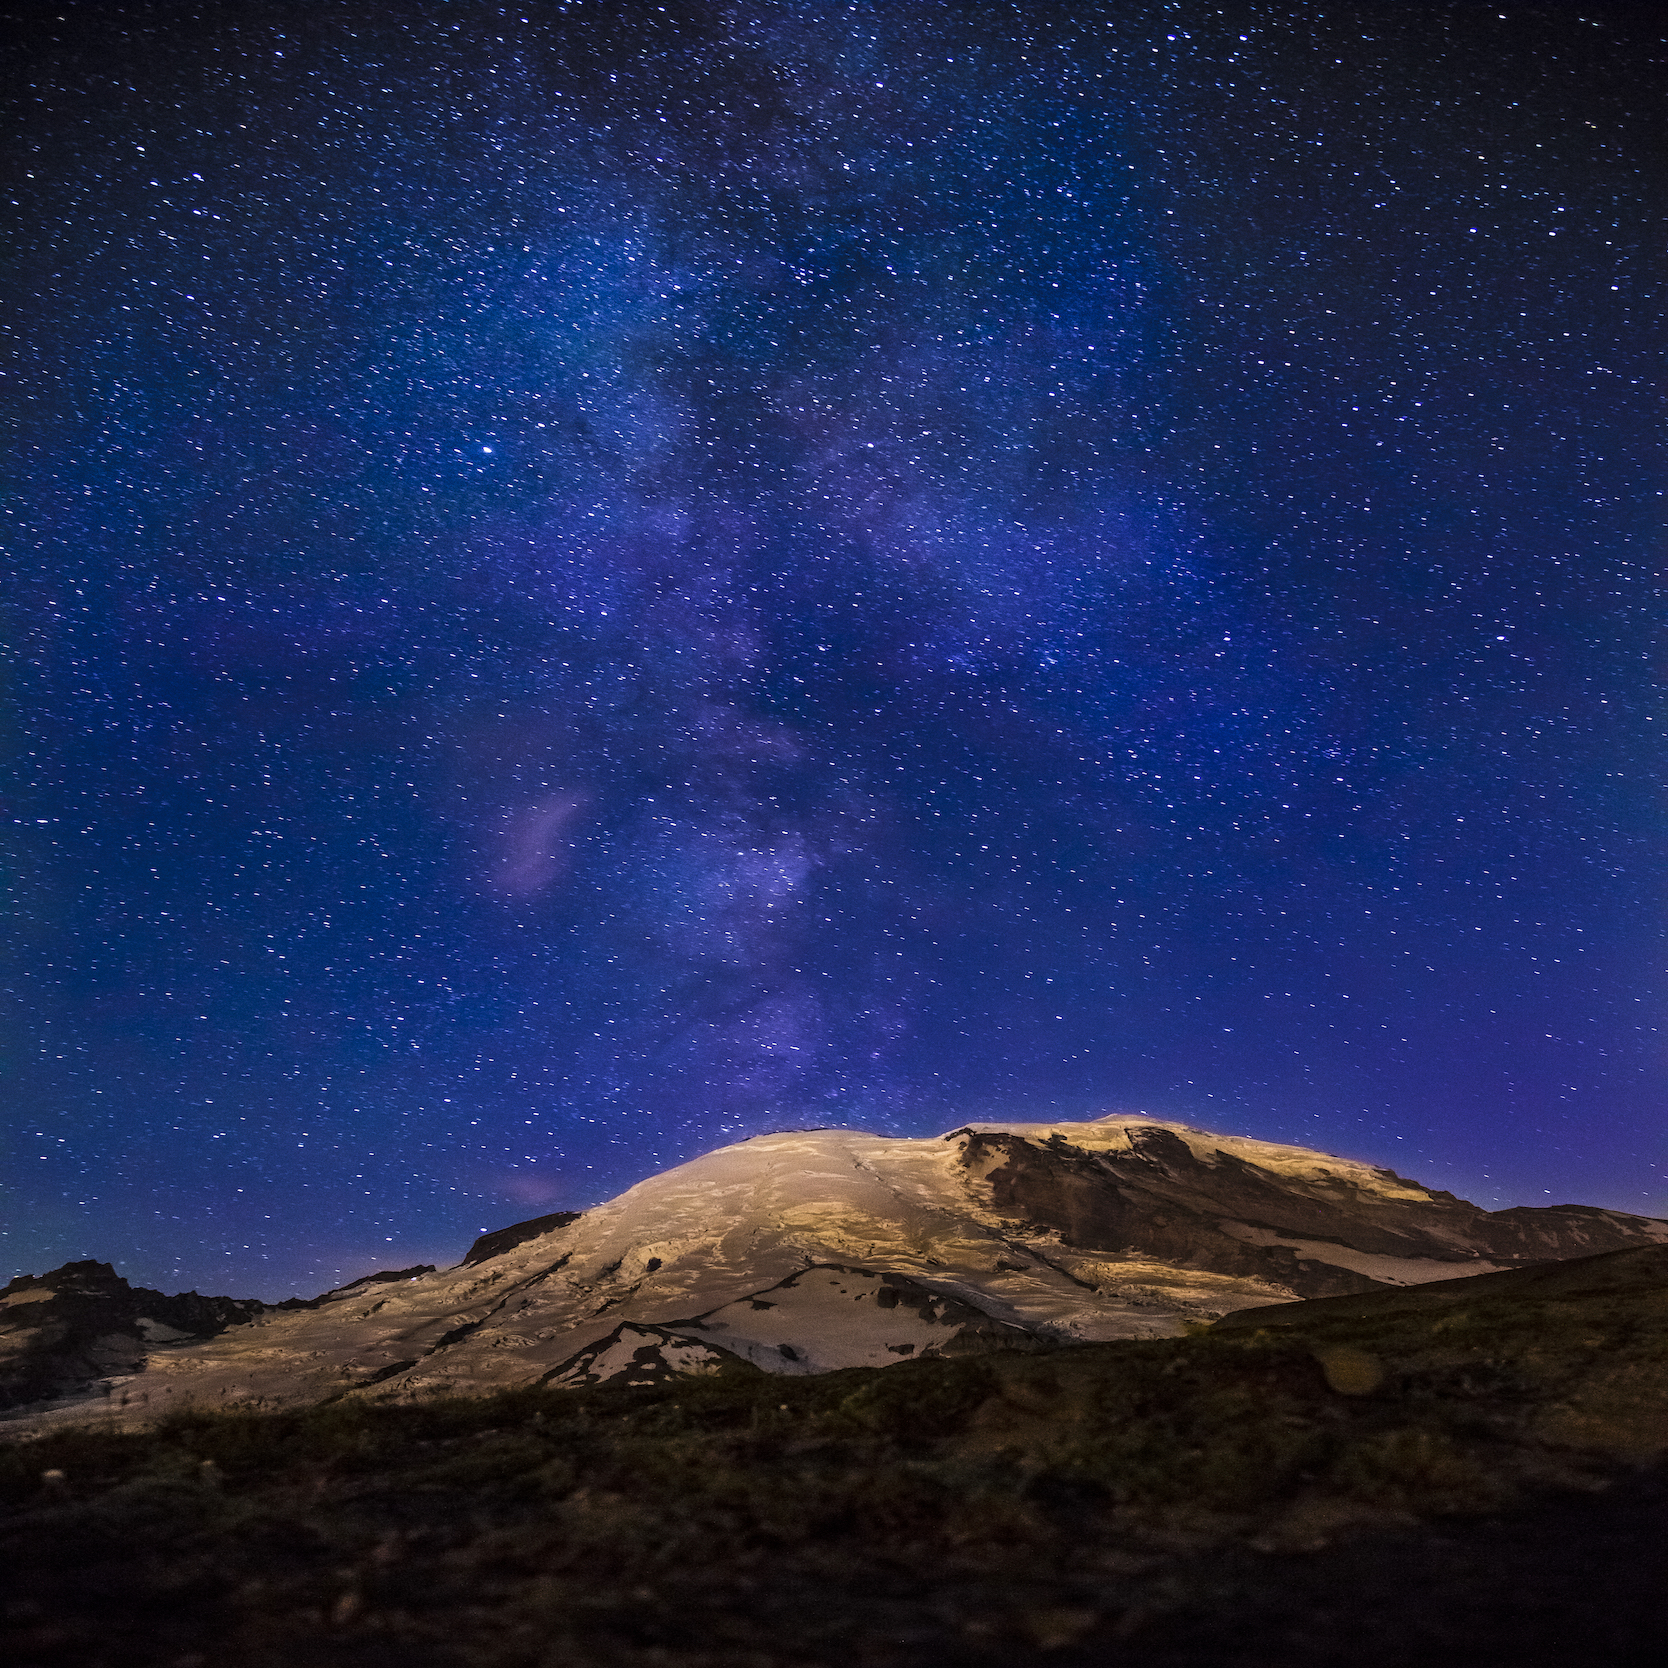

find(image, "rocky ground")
[2,1245,1664,1667]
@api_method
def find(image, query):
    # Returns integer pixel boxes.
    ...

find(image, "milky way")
[6,3,1662,1296]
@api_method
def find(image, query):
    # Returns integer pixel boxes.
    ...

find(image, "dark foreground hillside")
[3,1247,1666,1668]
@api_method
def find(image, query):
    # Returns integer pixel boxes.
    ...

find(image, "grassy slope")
[2,1256,1665,1668]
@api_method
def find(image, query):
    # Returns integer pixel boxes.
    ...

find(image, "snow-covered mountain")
[5,1114,1664,1429]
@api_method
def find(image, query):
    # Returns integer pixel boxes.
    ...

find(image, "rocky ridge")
[0,1261,437,1414]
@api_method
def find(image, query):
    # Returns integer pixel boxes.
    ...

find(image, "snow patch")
[668,1265,1044,1375]
[1216,1221,1505,1286]
[544,1325,743,1388]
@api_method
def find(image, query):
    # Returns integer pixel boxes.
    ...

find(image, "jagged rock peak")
[463,1213,582,1267]
[0,1260,268,1415]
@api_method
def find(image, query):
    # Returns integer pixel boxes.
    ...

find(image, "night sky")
[5,2,1662,1299]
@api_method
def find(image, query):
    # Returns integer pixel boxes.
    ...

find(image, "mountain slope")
[5,1114,1663,1430]
[5,1241,1667,1668]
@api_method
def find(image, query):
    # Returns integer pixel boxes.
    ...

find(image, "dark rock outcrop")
[1213,1241,1668,1332]
[955,1125,1667,1299]
[462,1212,582,1266]
[0,1260,441,1413]
[270,1265,437,1311]
[0,1261,265,1411]
[541,1323,761,1389]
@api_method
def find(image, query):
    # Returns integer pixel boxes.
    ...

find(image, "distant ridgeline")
[0,1261,434,1414]
[4,1116,1664,1429]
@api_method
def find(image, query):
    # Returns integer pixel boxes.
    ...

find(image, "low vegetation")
[2,1264,1665,1667]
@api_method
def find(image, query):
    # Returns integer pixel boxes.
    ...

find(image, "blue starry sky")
[5,2,1662,1298]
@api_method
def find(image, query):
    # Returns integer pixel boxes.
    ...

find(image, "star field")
[4,2,1662,1296]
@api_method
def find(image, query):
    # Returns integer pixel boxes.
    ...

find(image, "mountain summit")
[5,1115,1663,1429]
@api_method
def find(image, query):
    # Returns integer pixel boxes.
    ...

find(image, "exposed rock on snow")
[0,1261,266,1411]
[671,1265,1050,1374]
[1214,1241,1668,1333]
[4,1115,1664,1431]
[955,1122,1662,1297]
[462,1212,582,1267]
[0,1259,440,1415]
[540,1267,1049,1387]
[543,1324,755,1389]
